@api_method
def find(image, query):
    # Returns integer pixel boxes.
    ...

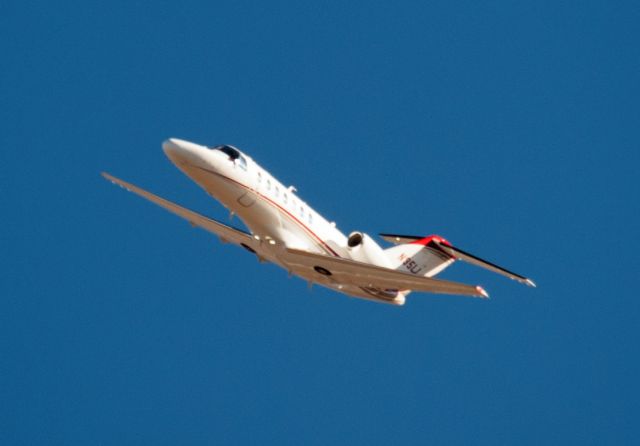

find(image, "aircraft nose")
[162,138,204,165]
[162,138,181,155]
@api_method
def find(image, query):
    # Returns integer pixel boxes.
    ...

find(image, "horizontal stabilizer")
[379,233,423,245]
[436,242,536,287]
[381,232,535,287]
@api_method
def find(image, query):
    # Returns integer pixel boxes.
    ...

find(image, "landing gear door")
[237,191,256,207]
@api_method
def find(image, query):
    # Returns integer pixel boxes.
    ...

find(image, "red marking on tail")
[410,235,455,259]
[410,235,452,247]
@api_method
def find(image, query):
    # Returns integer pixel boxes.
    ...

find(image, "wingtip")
[476,286,490,299]
[525,278,537,288]
[101,171,115,182]
[101,172,131,191]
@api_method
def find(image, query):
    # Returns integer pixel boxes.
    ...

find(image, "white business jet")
[102,138,535,305]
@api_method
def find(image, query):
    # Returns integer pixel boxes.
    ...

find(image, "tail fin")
[383,235,455,278]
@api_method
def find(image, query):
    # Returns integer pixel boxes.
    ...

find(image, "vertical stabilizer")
[384,235,455,277]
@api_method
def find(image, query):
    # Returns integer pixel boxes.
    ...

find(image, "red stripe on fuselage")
[190,165,341,257]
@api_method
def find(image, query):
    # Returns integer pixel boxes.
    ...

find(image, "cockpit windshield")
[212,145,247,170]
[215,145,240,159]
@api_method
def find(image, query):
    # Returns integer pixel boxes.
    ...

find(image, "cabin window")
[300,206,304,217]
[308,213,313,225]
[283,193,288,204]
[266,179,271,191]
[275,186,279,198]
[257,171,262,183]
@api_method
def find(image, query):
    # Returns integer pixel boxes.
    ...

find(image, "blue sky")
[2,1,639,444]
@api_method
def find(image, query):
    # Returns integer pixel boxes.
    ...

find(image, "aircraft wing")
[283,248,489,298]
[102,172,259,250]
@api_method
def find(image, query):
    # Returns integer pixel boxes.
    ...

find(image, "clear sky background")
[2,1,639,444]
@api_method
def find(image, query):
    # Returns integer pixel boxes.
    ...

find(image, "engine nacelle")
[346,232,393,268]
